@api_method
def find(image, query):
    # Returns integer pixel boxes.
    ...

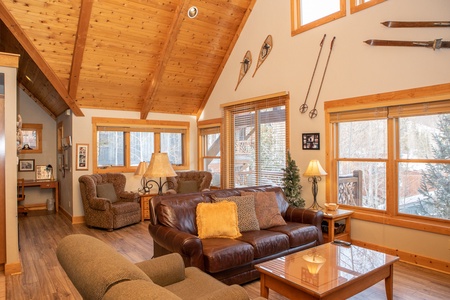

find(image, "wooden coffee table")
[255,243,399,300]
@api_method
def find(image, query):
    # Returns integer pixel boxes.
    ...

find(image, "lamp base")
[307,200,323,211]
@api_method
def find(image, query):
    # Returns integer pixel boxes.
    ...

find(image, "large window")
[222,92,289,188]
[93,117,189,173]
[326,87,450,234]
[198,119,221,188]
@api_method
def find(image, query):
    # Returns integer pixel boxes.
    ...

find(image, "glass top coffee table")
[255,243,399,300]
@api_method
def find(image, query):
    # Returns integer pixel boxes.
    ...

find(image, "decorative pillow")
[96,183,118,203]
[178,180,198,194]
[196,201,241,239]
[212,195,260,232]
[241,191,286,229]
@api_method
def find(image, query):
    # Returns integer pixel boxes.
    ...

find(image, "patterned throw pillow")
[196,201,241,239]
[241,191,286,229]
[212,195,260,232]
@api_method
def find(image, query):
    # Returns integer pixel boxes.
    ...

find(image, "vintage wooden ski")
[364,38,450,50]
[381,21,450,28]
[252,35,273,77]
[235,50,252,91]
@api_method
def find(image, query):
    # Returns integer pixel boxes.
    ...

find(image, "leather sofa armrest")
[285,207,324,244]
[89,197,111,211]
[135,253,186,286]
[149,224,205,270]
[118,191,139,202]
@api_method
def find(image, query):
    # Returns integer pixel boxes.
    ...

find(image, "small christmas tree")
[281,151,305,207]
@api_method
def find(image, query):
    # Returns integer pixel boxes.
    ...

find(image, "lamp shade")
[144,153,177,178]
[134,161,148,177]
[303,160,327,177]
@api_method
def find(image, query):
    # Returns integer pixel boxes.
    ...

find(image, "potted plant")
[281,151,305,207]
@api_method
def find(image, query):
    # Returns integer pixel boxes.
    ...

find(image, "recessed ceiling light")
[187,6,198,18]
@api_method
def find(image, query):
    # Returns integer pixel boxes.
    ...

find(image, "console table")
[23,180,59,212]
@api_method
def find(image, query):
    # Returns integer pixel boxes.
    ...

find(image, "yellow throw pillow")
[196,201,241,239]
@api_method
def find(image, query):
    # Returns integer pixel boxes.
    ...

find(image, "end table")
[322,208,353,243]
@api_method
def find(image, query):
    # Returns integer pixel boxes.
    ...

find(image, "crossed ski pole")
[299,35,336,119]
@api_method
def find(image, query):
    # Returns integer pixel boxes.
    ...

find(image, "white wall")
[202,0,450,262]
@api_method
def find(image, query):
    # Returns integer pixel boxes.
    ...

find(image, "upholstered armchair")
[166,171,212,194]
[78,173,141,231]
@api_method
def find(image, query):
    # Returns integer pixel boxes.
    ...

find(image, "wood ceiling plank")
[140,0,192,119]
[69,0,94,99]
[0,0,83,116]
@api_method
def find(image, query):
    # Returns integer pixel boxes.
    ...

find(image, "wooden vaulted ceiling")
[0,0,255,119]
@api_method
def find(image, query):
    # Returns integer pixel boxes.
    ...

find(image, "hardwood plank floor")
[4,211,450,299]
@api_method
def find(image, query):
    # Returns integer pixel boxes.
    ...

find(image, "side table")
[140,194,156,222]
[321,208,353,243]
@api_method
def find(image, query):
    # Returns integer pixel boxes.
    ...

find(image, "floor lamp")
[143,153,177,195]
[303,160,327,210]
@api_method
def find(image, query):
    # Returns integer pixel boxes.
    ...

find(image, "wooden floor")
[3,211,450,299]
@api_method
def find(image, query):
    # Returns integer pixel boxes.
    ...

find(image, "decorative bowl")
[324,203,339,211]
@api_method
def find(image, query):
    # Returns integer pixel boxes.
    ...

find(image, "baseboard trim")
[5,261,21,276]
[58,208,85,224]
[352,239,449,274]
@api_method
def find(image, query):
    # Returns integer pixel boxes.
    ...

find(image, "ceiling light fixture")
[187,6,198,18]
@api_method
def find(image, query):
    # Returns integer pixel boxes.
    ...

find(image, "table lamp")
[134,161,149,193]
[303,159,327,210]
[143,153,177,195]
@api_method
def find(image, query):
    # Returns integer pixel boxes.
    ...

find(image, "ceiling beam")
[196,0,257,120]
[0,1,84,117]
[140,0,191,120]
[68,0,94,100]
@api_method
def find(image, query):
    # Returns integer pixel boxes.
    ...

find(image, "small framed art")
[36,165,52,180]
[18,159,35,172]
[76,143,89,170]
[302,133,320,150]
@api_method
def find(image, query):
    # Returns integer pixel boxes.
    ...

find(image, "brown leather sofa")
[149,185,324,285]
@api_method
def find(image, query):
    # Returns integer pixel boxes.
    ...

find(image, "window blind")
[222,92,290,188]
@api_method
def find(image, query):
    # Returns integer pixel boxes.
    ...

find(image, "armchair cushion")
[97,183,118,203]
[196,201,241,239]
[135,253,185,286]
[178,180,198,194]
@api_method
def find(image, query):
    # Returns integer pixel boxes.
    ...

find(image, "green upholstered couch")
[57,234,265,300]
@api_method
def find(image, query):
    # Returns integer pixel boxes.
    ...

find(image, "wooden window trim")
[92,117,190,173]
[324,83,450,236]
[291,0,346,36]
[21,123,43,154]
[350,0,386,14]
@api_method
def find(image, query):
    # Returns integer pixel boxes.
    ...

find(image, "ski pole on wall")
[299,34,326,114]
[309,36,336,119]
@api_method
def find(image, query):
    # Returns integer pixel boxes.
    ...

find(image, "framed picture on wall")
[36,165,52,180]
[18,159,35,172]
[302,133,320,150]
[76,143,89,170]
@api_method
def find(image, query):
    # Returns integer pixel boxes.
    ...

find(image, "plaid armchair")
[79,173,141,231]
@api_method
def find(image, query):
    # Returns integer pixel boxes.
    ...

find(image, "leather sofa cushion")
[202,239,254,273]
[157,195,206,235]
[267,222,321,248]
[237,230,289,259]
